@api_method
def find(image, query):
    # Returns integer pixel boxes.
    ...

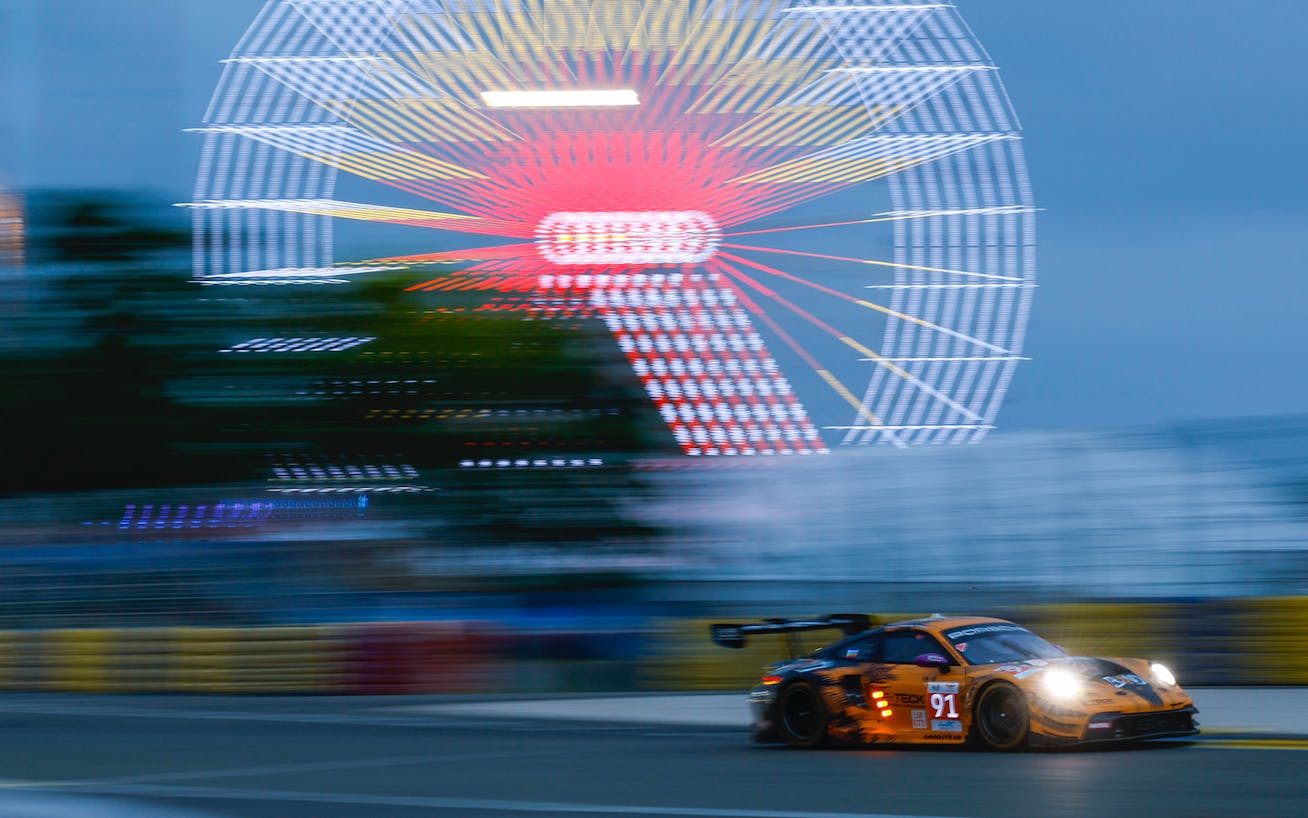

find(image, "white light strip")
[221,56,382,64]
[186,125,350,134]
[877,206,1037,218]
[824,425,996,431]
[865,284,1034,290]
[786,5,948,13]
[220,337,376,353]
[829,65,996,74]
[460,458,606,468]
[196,279,349,286]
[267,487,434,494]
[480,89,639,108]
[199,266,397,279]
[863,357,1030,363]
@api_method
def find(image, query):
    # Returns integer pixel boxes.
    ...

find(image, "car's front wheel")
[971,683,1029,751]
[777,682,828,748]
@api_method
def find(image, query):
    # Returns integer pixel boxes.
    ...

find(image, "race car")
[711,613,1199,750]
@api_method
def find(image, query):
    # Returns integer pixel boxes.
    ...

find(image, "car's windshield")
[942,623,1064,665]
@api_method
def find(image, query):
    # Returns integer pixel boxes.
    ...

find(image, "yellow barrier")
[0,627,345,693]
[169,626,344,693]
[1237,597,1308,685]
[50,629,115,693]
[0,600,1304,692]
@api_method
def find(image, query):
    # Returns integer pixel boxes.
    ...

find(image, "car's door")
[864,628,966,741]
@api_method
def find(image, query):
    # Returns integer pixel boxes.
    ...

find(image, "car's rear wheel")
[972,683,1029,751]
[777,682,827,748]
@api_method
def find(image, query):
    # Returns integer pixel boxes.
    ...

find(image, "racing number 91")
[930,693,959,719]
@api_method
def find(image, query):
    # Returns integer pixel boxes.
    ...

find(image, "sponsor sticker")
[912,710,928,729]
[931,719,963,733]
[946,624,1024,640]
[1088,721,1113,730]
[955,642,969,653]
[927,681,960,694]
[1102,673,1147,688]
[796,660,834,672]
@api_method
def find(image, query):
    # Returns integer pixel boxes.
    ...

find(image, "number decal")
[930,692,959,719]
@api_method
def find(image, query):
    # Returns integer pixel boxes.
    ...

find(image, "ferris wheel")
[189,0,1035,456]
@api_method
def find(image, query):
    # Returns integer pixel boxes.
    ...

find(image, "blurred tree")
[1,194,673,497]
[40,195,186,264]
[0,193,191,492]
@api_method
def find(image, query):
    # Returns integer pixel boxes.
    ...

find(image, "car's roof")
[880,614,1018,635]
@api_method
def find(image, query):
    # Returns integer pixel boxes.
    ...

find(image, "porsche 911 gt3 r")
[711,614,1198,750]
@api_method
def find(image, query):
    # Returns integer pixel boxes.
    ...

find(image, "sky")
[1,0,1305,434]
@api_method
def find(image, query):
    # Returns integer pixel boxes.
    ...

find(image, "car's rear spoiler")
[710,614,871,649]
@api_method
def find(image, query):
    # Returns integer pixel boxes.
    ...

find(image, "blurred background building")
[643,417,1308,613]
[1,411,1305,629]
[0,192,23,270]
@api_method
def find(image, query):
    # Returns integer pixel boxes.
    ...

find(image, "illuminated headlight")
[1151,662,1177,686]
[1041,669,1082,700]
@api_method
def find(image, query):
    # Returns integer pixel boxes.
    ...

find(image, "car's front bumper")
[1036,706,1200,746]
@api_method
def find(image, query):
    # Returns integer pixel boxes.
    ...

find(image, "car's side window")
[837,634,883,662]
[881,630,951,664]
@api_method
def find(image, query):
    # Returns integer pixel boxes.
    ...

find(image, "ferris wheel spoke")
[709,260,907,448]
[719,243,1021,283]
[373,242,538,269]
[714,133,1018,228]
[725,133,1013,186]
[401,259,544,294]
[189,124,515,219]
[716,258,983,427]
[718,251,1016,361]
[181,199,531,238]
[723,205,1037,238]
[227,55,524,148]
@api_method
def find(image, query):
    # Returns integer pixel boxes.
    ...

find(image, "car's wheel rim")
[981,689,1026,746]
[782,690,821,740]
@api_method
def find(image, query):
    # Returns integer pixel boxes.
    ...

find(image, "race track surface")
[0,695,1303,818]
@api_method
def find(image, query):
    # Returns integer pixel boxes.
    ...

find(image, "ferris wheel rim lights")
[536,211,722,266]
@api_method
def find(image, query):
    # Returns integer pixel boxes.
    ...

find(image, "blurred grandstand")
[641,416,1308,611]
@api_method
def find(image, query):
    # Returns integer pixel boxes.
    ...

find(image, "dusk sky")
[2,0,1305,434]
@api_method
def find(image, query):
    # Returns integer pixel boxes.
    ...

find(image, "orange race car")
[711,613,1198,750]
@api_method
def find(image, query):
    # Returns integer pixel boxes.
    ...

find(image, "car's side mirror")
[915,652,952,672]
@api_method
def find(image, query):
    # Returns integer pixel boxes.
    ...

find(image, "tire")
[971,683,1029,751]
[777,682,828,748]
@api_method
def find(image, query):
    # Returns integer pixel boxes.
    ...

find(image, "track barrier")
[0,599,1304,693]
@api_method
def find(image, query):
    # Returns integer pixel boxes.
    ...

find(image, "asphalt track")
[0,694,1305,818]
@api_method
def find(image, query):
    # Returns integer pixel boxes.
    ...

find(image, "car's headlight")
[1041,669,1082,699]
[1151,662,1177,686]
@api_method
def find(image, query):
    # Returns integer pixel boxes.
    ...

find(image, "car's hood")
[983,656,1185,708]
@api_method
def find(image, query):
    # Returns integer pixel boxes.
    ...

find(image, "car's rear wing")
[710,614,871,649]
